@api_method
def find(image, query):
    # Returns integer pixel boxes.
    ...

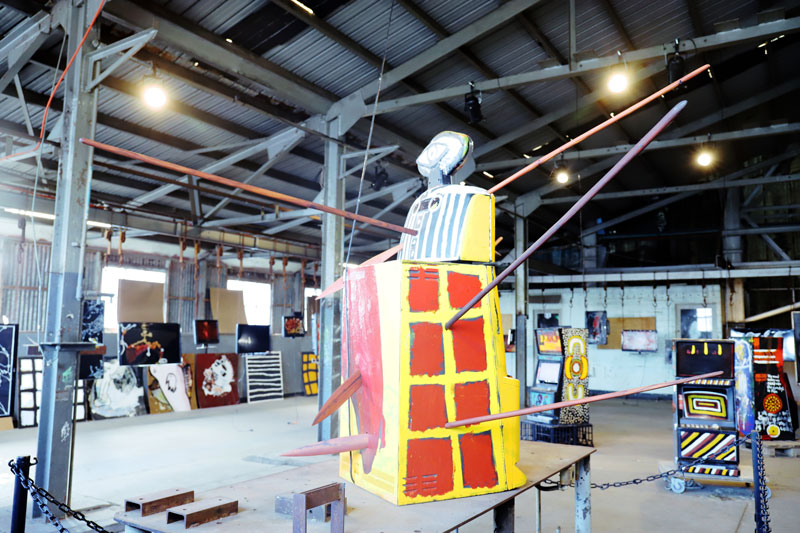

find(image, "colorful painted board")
[81,300,104,344]
[146,363,193,414]
[680,386,735,425]
[585,311,608,345]
[338,261,525,505]
[180,353,199,409]
[283,313,304,338]
[678,429,739,466]
[196,353,240,408]
[734,339,755,435]
[620,330,658,352]
[558,328,589,424]
[78,351,105,380]
[675,340,734,380]
[119,322,181,365]
[752,337,795,440]
[88,360,147,419]
[535,328,562,355]
[793,311,800,384]
[0,324,18,417]
[302,352,318,396]
[193,319,219,345]
[245,352,283,402]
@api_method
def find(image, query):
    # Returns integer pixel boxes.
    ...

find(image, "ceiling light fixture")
[696,150,713,168]
[142,67,168,110]
[291,0,315,15]
[608,50,629,93]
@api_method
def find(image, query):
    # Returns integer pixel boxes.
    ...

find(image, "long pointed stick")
[487,64,709,194]
[445,370,722,428]
[80,138,416,236]
[445,100,687,330]
[312,369,362,425]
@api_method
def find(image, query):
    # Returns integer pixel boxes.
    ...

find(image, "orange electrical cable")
[0,0,108,163]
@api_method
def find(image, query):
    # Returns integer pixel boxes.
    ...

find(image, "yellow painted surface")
[459,194,495,263]
[339,261,524,505]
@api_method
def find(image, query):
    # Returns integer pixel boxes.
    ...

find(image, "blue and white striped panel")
[400,185,485,262]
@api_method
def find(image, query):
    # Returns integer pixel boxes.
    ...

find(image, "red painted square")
[447,271,483,309]
[404,438,454,497]
[409,384,448,431]
[451,317,487,372]
[408,268,439,312]
[459,432,498,489]
[410,322,444,376]
[454,381,491,421]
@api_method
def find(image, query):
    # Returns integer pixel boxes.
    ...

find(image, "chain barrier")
[8,458,111,533]
[752,432,771,532]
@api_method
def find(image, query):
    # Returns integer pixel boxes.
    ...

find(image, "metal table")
[116,440,594,533]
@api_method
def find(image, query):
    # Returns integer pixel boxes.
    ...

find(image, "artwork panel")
[597,317,655,350]
[193,320,219,345]
[81,300,104,344]
[209,288,247,334]
[196,353,240,408]
[793,311,800,384]
[620,330,658,352]
[118,279,163,323]
[675,340,735,379]
[535,328,562,355]
[678,429,738,465]
[752,337,795,440]
[118,323,181,365]
[559,328,589,424]
[245,352,283,403]
[0,325,18,418]
[585,311,608,345]
[88,360,146,419]
[181,353,199,409]
[734,339,755,435]
[301,352,318,396]
[148,363,192,413]
[283,314,305,338]
[236,324,270,354]
[78,353,104,380]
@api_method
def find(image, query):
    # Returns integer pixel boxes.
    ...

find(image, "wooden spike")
[317,244,403,300]
[312,369,362,426]
[445,370,723,428]
[281,434,371,457]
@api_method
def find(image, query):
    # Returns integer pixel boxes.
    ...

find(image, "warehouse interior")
[0,0,798,531]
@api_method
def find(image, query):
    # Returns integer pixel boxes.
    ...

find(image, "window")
[304,286,321,332]
[226,279,271,326]
[100,266,166,331]
[680,307,714,339]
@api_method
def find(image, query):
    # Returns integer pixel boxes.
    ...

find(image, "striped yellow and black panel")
[301,352,318,396]
[679,430,738,463]
[687,379,733,386]
[683,390,728,420]
[686,465,741,477]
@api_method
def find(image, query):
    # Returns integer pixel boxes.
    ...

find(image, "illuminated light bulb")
[142,81,168,110]
[555,170,569,184]
[696,151,713,167]
[607,72,629,93]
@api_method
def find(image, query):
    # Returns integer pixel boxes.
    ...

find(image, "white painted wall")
[499,284,723,396]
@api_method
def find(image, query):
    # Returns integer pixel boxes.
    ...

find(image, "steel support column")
[723,188,742,264]
[575,457,591,533]
[34,0,99,516]
[318,119,344,442]
[514,210,528,409]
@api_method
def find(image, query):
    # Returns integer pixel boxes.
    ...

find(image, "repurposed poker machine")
[673,340,740,477]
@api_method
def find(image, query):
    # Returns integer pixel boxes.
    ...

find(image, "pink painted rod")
[80,138,417,236]
[445,100,687,330]
[445,370,723,428]
[487,64,709,194]
[281,434,371,457]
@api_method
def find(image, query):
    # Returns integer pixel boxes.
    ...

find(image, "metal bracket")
[291,482,345,533]
[85,28,158,92]
[327,93,367,137]
[338,145,398,180]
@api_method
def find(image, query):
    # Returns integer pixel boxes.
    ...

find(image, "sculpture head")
[416,131,475,188]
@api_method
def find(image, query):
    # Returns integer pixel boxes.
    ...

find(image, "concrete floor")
[0,396,797,532]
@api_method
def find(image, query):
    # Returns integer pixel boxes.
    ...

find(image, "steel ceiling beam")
[373,17,800,115]
[478,123,800,170]
[528,264,800,284]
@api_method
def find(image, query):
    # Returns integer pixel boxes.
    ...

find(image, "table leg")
[575,457,591,533]
[535,488,542,533]
[493,498,515,533]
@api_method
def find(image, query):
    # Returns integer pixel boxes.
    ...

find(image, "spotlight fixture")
[142,69,167,110]
[667,39,686,85]
[607,71,628,93]
[371,162,388,191]
[464,81,483,124]
[696,150,713,168]
[553,165,570,184]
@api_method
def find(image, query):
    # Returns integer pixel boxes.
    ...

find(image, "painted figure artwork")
[283,313,305,338]
[88,359,147,419]
[147,363,193,414]
[179,353,199,409]
[0,324,18,417]
[81,299,104,345]
[734,339,755,435]
[302,352,318,396]
[195,353,240,408]
[245,352,283,402]
[558,328,589,424]
[620,330,658,352]
[585,311,608,345]
[119,322,181,365]
[535,328,562,355]
[752,337,796,440]
[78,353,104,381]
